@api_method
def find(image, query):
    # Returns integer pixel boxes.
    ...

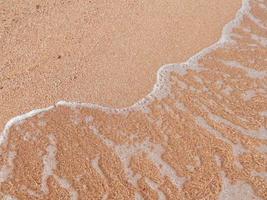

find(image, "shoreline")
[0,0,242,130]
[1,0,267,199]
[1,0,248,135]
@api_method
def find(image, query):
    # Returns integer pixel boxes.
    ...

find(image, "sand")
[0,0,241,131]
[2,0,267,199]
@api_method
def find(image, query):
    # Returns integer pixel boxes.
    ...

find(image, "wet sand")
[1,0,267,199]
[0,0,241,131]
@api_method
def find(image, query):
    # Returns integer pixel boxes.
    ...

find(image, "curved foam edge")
[0,106,55,146]
[53,0,252,111]
[0,0,252,144]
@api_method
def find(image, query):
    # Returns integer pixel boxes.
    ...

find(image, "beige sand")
[0,0,241,131]
[1,0,267,199]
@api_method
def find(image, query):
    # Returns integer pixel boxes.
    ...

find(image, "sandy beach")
[0,0,241,130]
[1,0,267,199]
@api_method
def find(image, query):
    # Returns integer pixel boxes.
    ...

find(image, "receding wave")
[1,0,267,199]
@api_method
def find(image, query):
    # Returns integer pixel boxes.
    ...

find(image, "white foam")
[50,0,255,113]
[209,113,267,140]
[251,170,267,181]
[70,114,81,125]
[91,156,105,179]
[113,142,143,187]
[196,115,248,170]
[0,0,265,197]
[251,33,267,47]
[0,0,266,190]
[22,132,31,141]
[255,144,267,153]
[169,63,204,76]
[182,0,252,72]
[222,86,234,96]
[149,66,172,100]
[89,126,141,187]
[54,175,78,200]
[224,106,249,123]
[0,151,16,183]
[85,116,94,123]
[175,101,188,112]
[219,172,263,200]
[195,116,233,145]
[89,125,185,189]
[0,106,54,147]
[220,0,251,44]
[232,143,247,157]
[2,195,18,200]
[247,12,267,30]
[0,0,258,138]
[39,134,79,198]
[135,192,144,200]
[242,90,257,101]
[220,60,267,79]
[56,100,133,114]
[146,142,186,189]
[101,193,108,200]
[23,187,40,198]
[41,134,57,194]
[145,178,166,200]
[260,111,267,117]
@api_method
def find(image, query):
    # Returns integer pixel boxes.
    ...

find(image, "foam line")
[0,106,54,147]
[0,0,256,143]
[55,0,253,112]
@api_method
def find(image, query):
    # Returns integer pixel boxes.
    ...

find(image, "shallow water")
[0,0,267,199]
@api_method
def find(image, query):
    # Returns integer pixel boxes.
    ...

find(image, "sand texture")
[0,0,241,131]
[1,0,267,199]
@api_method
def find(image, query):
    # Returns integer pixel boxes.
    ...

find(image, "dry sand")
[0,0,241,130]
